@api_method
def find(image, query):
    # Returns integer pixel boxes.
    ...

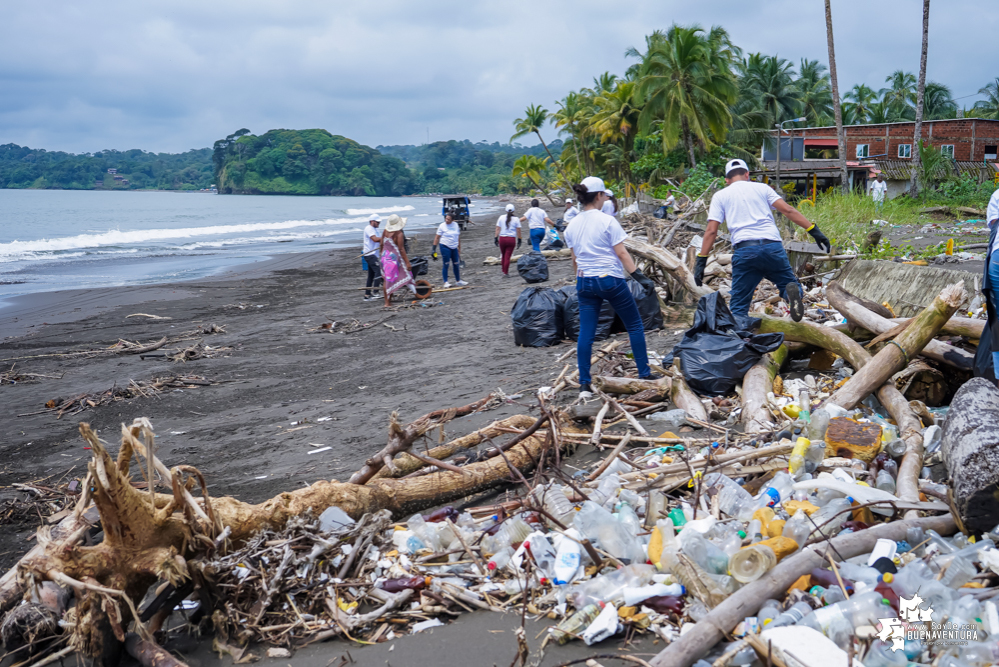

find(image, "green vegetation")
[0,144,213,190]
[213,129,417,196]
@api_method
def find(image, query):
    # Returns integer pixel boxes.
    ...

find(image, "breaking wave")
[344,205,415,215]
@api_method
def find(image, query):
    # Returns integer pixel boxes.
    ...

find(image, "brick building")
[759,119,999,199]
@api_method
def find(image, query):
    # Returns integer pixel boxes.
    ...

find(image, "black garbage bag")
[512,287,563,347]
[409,255,428,277]
[611,279,664,333]
[517,251,549,283]
[558,285,615,342]
[653,205,668,219]
[975,302,998,383]
[664,292,784,396]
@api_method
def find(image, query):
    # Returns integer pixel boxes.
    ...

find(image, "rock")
[267,648,292,658]
[942,378,999,534]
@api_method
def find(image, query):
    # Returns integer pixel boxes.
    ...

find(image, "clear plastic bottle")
[923,425,942,455]
[645,489,667,529]
[836,562,881,587]
[939,554,977,588]
[885,438,907,459]
[484,516,532,555]
[757,599,780,627]
[541,484,575,524]
[680,530,731,575]
[408,513,444,551]
[782,510,811,548]
[703,472,755,521]
[551,602,605,645]
[746,519,764,544]
[553,531,583,586]
[756,471,795,509]
[876,469,897,494]
[571,563,655,607]
[799,390,812,423]
[804,441,826,474]
[808,497,852,540]
[729,544,778,583]
[770,600,812,627]
[622,582,685,606]
[880,459,899,479]
[808,408,831,441]
[573,501,645,564]
[487,546,515,574]
[524,533,558,581]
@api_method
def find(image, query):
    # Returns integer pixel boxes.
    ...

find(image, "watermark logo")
[878,593,979,651]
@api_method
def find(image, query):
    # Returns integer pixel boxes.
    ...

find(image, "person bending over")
[694,159,831,327]
[564,176,661,399]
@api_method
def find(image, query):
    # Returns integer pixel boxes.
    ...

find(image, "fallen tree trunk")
[592,375,671,397]
[349,394,497,484]
[942,378,999,534]
[757,317,925,514]
[827,282,966,409]
[741,345,788,434]
[890,315,984,339]
[670,359,708,422]
[827,281,974,370]
[649,513,956,667]
[624,237,713,301]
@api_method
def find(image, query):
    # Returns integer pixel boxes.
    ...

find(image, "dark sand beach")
[0,199,679,666]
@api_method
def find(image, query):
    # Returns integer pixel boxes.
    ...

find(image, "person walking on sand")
[495,204,522,277]
[564,176,661,399]
[521,199,554,252]
[380,214,417,307]
[431,214,467,288]
[601,190,619,217]
[362,214,383,301]
[563,198,580,224]
[870,172,888,215]
[694,159,831,327]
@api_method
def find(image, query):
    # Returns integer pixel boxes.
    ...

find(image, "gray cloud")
[1,0,995,153]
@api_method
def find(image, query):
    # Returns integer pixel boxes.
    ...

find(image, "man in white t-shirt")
[521,198,554,251]
[695,159,831,325]
[362,214,382,301]
[870,173,888,214]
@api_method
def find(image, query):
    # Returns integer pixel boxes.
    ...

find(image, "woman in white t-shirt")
[564,176,660,398]
[600,190,619,217]
[494,204,522,277]
[432,214,467,288]
[520,199,554,252]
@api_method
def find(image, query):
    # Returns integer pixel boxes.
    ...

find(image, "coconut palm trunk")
[909,0,930,197]
[825,0,849,195]
[682,118,697,168]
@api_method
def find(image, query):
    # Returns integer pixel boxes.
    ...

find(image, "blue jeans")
[530,228,546,251]
[577,275,651,386]
[441,244,461,282]
[990,254,999,376]
[729,242,802,328]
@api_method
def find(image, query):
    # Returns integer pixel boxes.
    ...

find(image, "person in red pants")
[495,203,522,277]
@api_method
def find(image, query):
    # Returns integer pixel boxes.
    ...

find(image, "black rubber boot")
[786,282,804,322]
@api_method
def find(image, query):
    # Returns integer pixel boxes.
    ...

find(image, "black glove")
[517,238,522,249]
[431,245,439,261]
[494,237,499,247]
[693,254,708,287]
[808,225,831,254]
[630,269,656,293]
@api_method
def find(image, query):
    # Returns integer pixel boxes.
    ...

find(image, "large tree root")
[649,514,956,667]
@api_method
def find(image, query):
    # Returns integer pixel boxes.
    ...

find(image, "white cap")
[505,204,515,212]
[565,198,573,204]
[581,176,609,194]
[606,189,614,197]
[725,159,749,175]
[369,213,382,222]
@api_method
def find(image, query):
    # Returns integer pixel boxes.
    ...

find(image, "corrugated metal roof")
[872,159,994,181]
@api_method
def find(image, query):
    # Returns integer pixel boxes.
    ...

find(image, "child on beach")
[494,204,522,277]
[431,214,467,288]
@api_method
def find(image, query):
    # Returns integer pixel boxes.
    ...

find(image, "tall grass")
[786,193,927,252]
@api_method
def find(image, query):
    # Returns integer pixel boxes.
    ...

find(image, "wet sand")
[0,199,681,666]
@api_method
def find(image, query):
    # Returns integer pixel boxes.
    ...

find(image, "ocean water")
[0,190,497,300]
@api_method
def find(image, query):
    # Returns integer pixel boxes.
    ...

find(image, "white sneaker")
[456,280,468,286]
[443,282,451,289]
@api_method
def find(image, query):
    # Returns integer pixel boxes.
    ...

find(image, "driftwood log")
[889,315,984,339]
[827,282,966,409]
[649,514,956,667]
[942,378,999,534]
[592,375,672,397]
[741,345,788,434]
[624,237,713,301]
[827,280,973,371]
[670,359,708,422]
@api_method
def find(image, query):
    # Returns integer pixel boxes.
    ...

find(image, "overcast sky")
[2,0,995,155]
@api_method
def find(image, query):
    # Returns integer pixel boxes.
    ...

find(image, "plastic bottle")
[788,437,811,478]
[836,562,881,587]
[923,425,942,456]
[408,513,444,551]
[808,408,831,441]
[423,506,459,523]
[643,595,685,614]
[484,516,532,555]
[876,470,897,494]
[875,573,900,612]
[541,485,575,524]
[392,529,426,554]
[680,530,731,575]
[667,507,687,529]
[622,582,686,606]
[810,567,854,594]
[804,441,826,474]
[782,510,811,548]
[644,489,667,529]
[939,554,977,588]
[573,501,645,564]
[770,601,813,627]
[571,563,654,607]
[553,532,583,586]
[757,599,780,627]
[880,459,898,479]
[746,519,764,544]
[487,546,515,574]
[703,472,755,521]
[808,497,853,540]
[380,576,429,593]
[524,533,558,582]
[756,471,795,509]
[885,438,907,459]
[551,602,605,645]
[729,544,778,583]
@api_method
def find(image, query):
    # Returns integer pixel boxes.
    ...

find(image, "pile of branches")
[0,365,61,386]
[0,473,80,529]
[39,375,216,418]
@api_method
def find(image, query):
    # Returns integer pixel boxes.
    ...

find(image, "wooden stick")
[589,401,611,446]
[670,359,708,422]
[587,434,633,481]
[404,450,468,475]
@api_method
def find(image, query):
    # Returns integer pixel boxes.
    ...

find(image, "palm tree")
[824,0,848,194]
[511,104,570,188]
[880,70,918,120]
[593,72,619,93]
[553,92,587,176]
[974,79,999,119]
[923,82,956,119]
[511,155,558,207]
[909,0,930,198]
[589,81,642,180]
[843,84,877,124]
[630,24,737,167]
[796,59,834,125]
[867,99,896,124]
[739,54,799,126]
